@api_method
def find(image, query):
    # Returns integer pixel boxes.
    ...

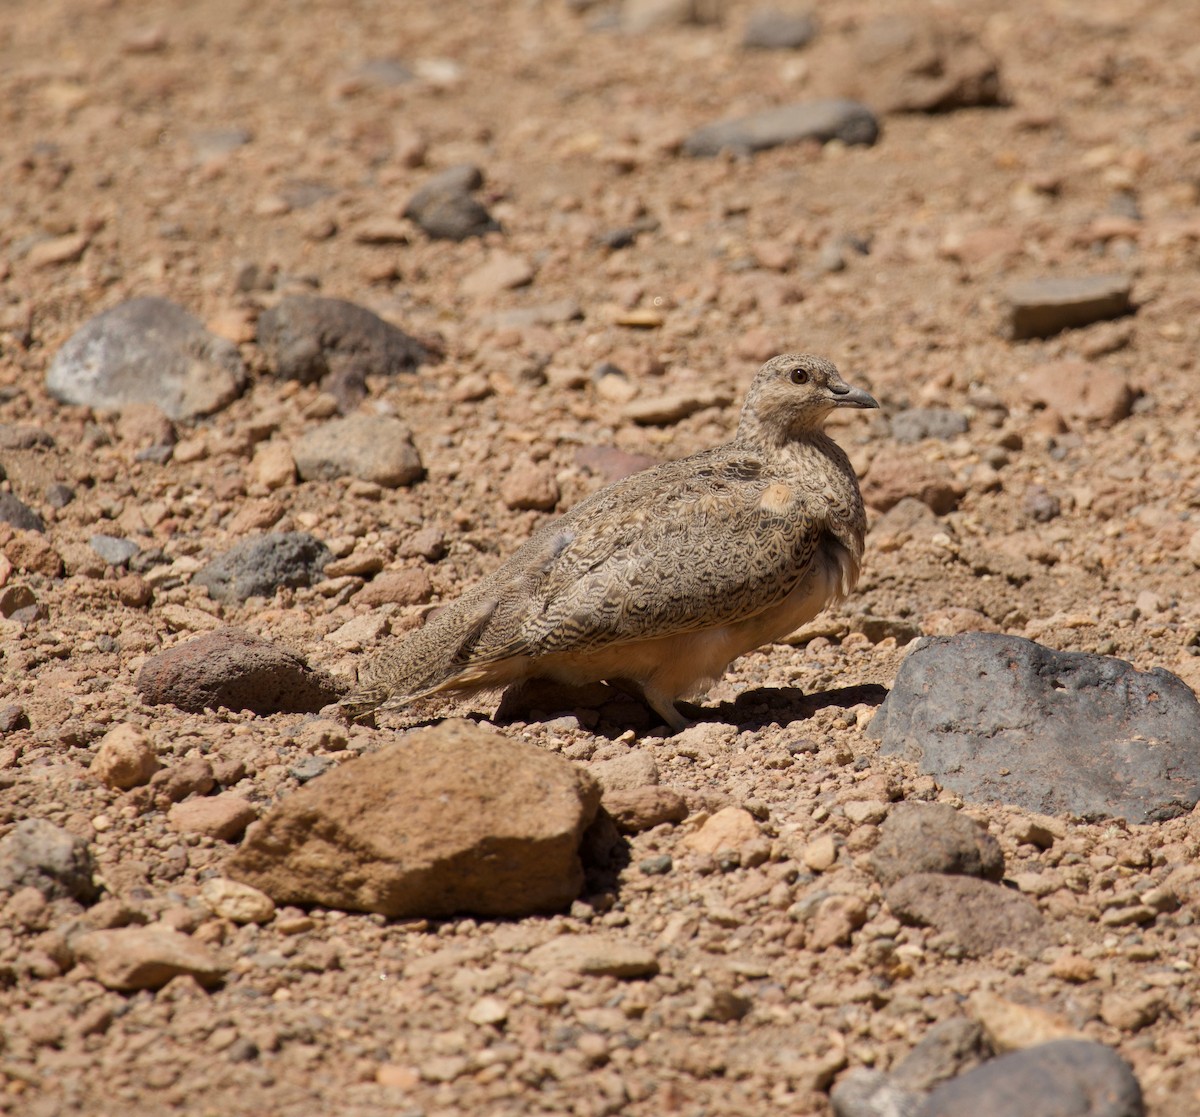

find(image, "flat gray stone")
[1007,275,1133,340]
[890,408,969,443]
[0,493,44,533]
[918,1039,1143,1117]
[89,534,139,566]
[871,633,1200,823]
[683,99,879,157]
[403,164,498,241]
[742,8,818,50]
[46,297,247,420]
[292,414,424,488]
[194,532,330,603]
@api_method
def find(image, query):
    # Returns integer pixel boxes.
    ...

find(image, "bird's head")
[738,353,878,443]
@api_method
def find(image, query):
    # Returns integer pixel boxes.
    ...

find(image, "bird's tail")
[337,595,497,721]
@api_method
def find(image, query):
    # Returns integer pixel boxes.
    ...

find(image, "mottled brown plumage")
[342,354,878,731]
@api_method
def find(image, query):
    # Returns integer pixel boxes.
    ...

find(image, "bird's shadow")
[700,682,889,732]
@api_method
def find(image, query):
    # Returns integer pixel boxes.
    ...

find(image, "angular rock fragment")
[0,493,45,533]
[522,934,659,978]
[194,532,330,603]
[871,633,1200,823]
[136,627,343,715]
[256,295,431,409]
[683,99,879,157]
[227,720,601,918]
[885,873,1046,957]
[292,415,424,489]
[870,802,1004,886]
[74,928,226,991]
[403,164,498,241]
[46,297,247,420]
[0,819,98,902]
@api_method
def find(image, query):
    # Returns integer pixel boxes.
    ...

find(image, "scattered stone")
[869,803,1004,886]
[4,532,63,576]
[885,873,1046,957]
[742,7,818,50]
[621,0,720,32]
[1026,360,1136,429]
[861,448,962,514]
[194,532,331,603]
[0,819,98,902]
[684,807,761,854]
[830,1069,923,1117]
[1022,484,1062,523]
[969,991,1082,1052]
[590,751,659,792]
[0,493,45,533]
[90,724,161,790]
[199,878,275,924]
[890,408,969,444]
[870,633,1200,823]
[461,252,535,299]
[147,759,216,804]
[74,928,227,991]
[1006,275,1133,340]
[602,786,688,833]
[403,164,498,241]
[892,1017,989,1092]
[640,854,673,876]
[28,231,91,268]
[623,387,732,426]
[0,424,55,451]
[803,833,838,872]
[168,794,258,841]
[500,460,559,511]
[292,415,424,488]
[252,441,296,489]
[523,934,659,978]
[813,15,1005,114]
[289,755,333,783]
[89,534,139,567]
[46,297,247,420]
[0,704,29,733]
[919,1039,1142,1117]
[0,584,37,618]
[683,99,879,157]
[257,295,431,409]
[227,720,601,918]
[357,568,433,607]
[136,627,343,714]
[397,527,447,562]
[808,894,869,950]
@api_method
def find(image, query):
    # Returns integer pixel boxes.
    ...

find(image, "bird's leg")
[639,685,691,735]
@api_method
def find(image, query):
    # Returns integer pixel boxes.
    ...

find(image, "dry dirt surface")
[3,0,1200,1114]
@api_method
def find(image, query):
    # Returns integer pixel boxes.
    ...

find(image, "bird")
[341,353,878,732]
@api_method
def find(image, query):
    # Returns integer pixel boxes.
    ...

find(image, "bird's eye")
[789,368,809,385]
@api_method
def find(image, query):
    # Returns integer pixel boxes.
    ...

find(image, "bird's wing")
[455,451,824,665]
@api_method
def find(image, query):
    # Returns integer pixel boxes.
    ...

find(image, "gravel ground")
[2,0,1199,1114]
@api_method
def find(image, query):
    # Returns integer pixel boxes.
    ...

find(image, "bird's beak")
[830,384,879,409]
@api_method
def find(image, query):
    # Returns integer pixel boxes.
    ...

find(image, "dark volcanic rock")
[870,633,1200,823]
[0,493,45,532]
[194,532,331,603]
[257,295,432,410]
[918,1039,1143,1117]
[136,627,343,715]
[46,297,247,420]
[1006,275,1133,340]
[403,164,498,241]
[683,99,879,157]
[0,818,98,902]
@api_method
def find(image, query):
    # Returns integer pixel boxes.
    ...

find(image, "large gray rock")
[46,297,247,420]
[257,295,431,409]
[136,627,343,715]
[918,1039,1143,1117]
[292,414,424,488]
[871,634,1200,823]
[0,818,98,902]
[228,720,601,918]
[194,532,330,603]
[683,99,879,157]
